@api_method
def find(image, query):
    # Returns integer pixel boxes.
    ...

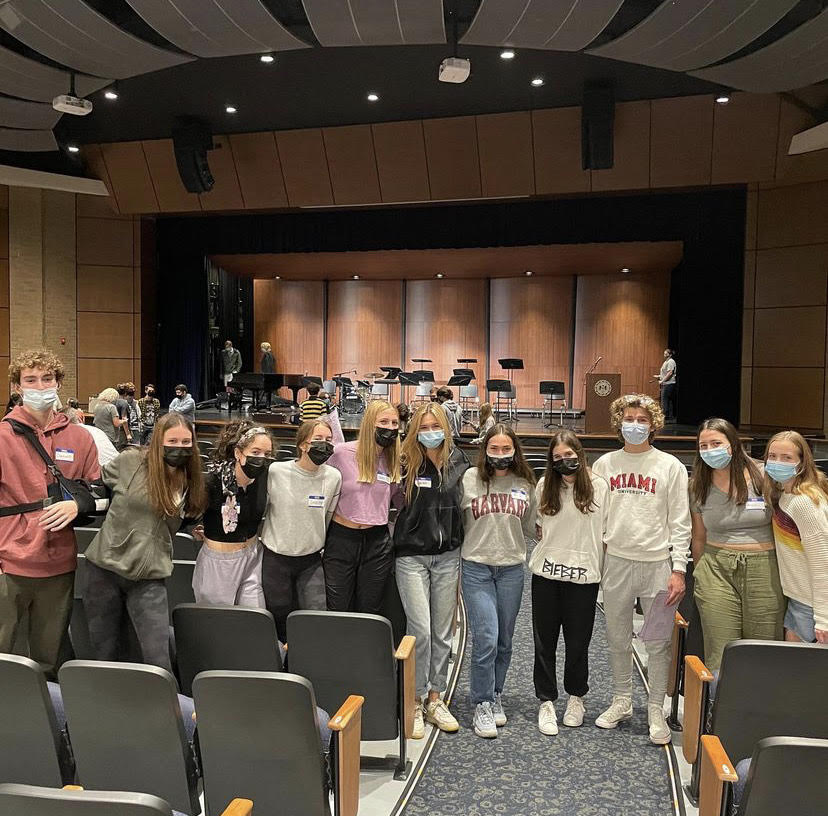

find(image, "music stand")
[447,375,472,388]
[457,358,478,364]
[303,376,322,386]
[398,371,420,405]
[486,379,512,423]
[540,381,567,428]
[380,366,401,379]
[411,358,432,363]
[453,368,476,380]
[333,376,353,408]
[498,358,524,385]
[412,369,434,383]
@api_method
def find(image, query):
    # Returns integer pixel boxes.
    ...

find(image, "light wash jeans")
[461,559,524,705]
[395,551,460,699]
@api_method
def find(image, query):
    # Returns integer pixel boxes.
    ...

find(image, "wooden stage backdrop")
[254,272,669,410]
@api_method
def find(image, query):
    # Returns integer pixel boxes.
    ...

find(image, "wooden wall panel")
[275,129,334,207]
[141,139,201,212]
[326,280,402,391]
[0,306,8,356]
[372,120,430,203]
[76,193,121,218]
[229,132,288,209]
[0,356,8,398]
[82,144,119,213]
[0,208,8,256]
[405,279,487,387]
[77,312,134,358]
[712,93,779,184]
[757,182,828,249]
[76,217,134,266]
[0,258,7,305]
[591,100,650,192]
[100,142,158,214]
[742,309,753,367]
[77,358,134,402]
[532,107,590,195]
[774,89,828,186]
[754,246,828,308]
[77,265,134,312]
[476,112,534,198]
[423,116,482,201]
[323,125,381,205]
[253,279,324,400]
[490,277,574,410]
[753,306,825,368]
[199,134,244,211]
[573,272,669,408]
[650,96,713,188]
[751,367,824,429]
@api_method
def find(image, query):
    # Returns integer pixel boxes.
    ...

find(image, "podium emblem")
[594,379,612,397]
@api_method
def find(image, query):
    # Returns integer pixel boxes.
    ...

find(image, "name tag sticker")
[308,495,325,508]
[511,488,527,501]
[54,448,75,462]
[415,477,432,488]
[746,497,766,510]
[376,473,392,484]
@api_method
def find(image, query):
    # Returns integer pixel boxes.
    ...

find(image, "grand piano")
[227,373,305,411]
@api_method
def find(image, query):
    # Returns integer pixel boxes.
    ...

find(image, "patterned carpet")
[403,562,675,816]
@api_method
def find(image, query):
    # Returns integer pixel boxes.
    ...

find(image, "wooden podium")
[585,373,621,434]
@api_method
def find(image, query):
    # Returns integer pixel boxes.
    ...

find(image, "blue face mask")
[418,430,445,449]
[700,447,732,470]
[765,461,798,484]
[621,422,650,445]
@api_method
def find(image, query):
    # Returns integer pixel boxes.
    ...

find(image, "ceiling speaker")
[172,118,214,194]
[582,84,615,171]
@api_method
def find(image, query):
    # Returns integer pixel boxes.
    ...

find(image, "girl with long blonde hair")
[764,430,828,643]
[394,404,469,738]
[323,400,402,613]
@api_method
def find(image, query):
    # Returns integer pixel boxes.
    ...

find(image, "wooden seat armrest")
[394,634,415,661]
[675,610,689,629]
[329,695,364,816]
[62,786,83,791]
[221,800,254,816]
[699,735,738,816]
[682,655,715,765]
[395,635,417,738]
[667,611,690,696]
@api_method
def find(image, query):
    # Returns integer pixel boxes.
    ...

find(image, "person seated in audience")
[93,387,130,450]
[169,383,196,421]
[532,430,608,736]
[690,418,783,670]
[460,424,537,739]
[4,391,22,414]
[0,349,100,678]
[191,422,273,608]
[83,413,207,673]
[472,402,495,444]
[137,383,160,445]
[261,419,341,641]
[395,404,469,738]
[64,405,119,467]
[299,382,329,422]
[764,430,828,644]
[591,394,690,745]
[324,400,402,614]
[434,386,463,439]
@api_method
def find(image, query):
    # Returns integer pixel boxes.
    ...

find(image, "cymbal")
[365,372,382,378]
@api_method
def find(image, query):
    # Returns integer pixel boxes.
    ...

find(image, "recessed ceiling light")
[715,94,730,104]
[367,92,379,102]
[104,89,118,100]
[436,273,444,278]
[225,105,237,114]
[531,77,544,87]
[500,50,515,60]
[260,54,274,64]
[352,274,360,280]
[621,267,631,274]
[524,269,533,276]
[67,144,80,153]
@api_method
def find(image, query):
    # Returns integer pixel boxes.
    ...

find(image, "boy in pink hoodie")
[0,349,99,676]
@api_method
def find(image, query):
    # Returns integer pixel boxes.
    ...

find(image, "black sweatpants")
[261,548,326,642]
[531,574,599,702]
[322,521,392,615]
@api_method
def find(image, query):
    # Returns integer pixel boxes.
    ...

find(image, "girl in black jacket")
[394,403,469,738]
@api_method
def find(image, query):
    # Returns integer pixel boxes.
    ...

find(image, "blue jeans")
[461,559,524,705]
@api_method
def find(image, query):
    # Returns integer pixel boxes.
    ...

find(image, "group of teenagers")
[1,349,826,750]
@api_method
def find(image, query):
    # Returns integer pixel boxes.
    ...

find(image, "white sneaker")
[538,701,558,735]
[595,696,633,729]
[492,692,507,726]
[412,703,425,740]
[563,695,585,727]
[473,702,498,738]
[425,699,459,733]
[648,704,671,745]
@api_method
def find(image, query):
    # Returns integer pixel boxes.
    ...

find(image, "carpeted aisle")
[403,561,675,816]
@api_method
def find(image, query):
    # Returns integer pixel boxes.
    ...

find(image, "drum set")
[333,371,391,415]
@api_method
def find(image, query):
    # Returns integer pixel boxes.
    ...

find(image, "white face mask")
[21,387,58,412]
[621,421,650,445]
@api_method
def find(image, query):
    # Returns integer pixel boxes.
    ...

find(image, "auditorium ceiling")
[0,0,826,174]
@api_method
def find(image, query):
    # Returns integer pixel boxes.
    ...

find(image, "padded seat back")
[194,671,327,816]
[288,610,397,741]
[173,604,283,696]
[165,562,196,624]
[172,533,200,561]
[58,661,199,815]
[742,737,828,816]
[712,641,828,763]
[0,784,173,816]
[74,527,98,554]
[0,655,65,787]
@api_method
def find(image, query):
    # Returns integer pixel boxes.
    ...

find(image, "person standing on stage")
[394,404,469,738]
[532,430,608,736]
[259,343,275,409]
[591,394,690,745]
[221,340,242,387]
[323,400,402,614]
[654,349,677,423]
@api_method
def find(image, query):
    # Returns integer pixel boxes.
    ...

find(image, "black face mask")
[375,427,399,448]
[487,453,514,470]
[240,455,268,479]
[146,391,154,398]
[308,440,334,465]
[163,446,192,468]
[551,457,580,476]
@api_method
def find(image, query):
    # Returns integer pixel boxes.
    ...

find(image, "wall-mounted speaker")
[172,118,214,193]
[581,83,615,170]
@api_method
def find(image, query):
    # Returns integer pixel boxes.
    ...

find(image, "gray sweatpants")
[601,554,673,707]
[192,541,264,608]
